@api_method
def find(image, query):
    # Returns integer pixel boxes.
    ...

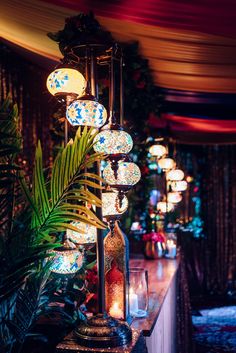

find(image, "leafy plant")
[0,97,105,353]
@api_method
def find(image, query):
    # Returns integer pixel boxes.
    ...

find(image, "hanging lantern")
[166,169,184,181]
[102,191,129,220]
[104,221,130,321]
[94,127,133,155]
[46,68,86,97]
[157,201,174,213]
[50,239,83,275]
[158,157,176,171]
[171,180,188,192]
[167,192,182,204]
[149,144,167,159]
[103,161,141,188]
[66,98,107,127]
[66,222,97,244]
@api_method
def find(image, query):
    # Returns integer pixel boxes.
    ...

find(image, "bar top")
[130,258,179,336]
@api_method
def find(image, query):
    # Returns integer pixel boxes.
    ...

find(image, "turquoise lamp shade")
[94,129,133,155]
[66,99,107,127]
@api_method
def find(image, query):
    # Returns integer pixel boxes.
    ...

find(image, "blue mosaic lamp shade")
[94,130,133,154]
[50,247,83,275]
[66,100,107,127]
[102,191,129,218]
[66,221,97,244]
[46,68,86,97]
[103,161,141,187]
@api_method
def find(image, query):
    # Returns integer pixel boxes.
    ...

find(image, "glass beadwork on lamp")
[66,221,97,244]
[167,192,182,204]
[171,180,188,192]
[66,99,107,127]
[166,169,184,181]
[157,201,174,213]
[50,238,83,275]
[46,68,86,97]
[158,157,176,171]
[103,161,141,188]
[102,191,128,220]
[94,128,133,155]
[149,144,167,159]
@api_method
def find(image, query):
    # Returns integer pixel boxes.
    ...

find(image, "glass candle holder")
[129,268,148,318]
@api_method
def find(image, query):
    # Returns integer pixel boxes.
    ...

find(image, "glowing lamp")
[157,201,174,213]
[102,191,128,219]
[66,221,97,244]
[50,239,83,275]
[166,169,184,181]
[167,192,182,204]
[158,157,176,171]
[149,144,167,158]
[171,180,187,192]
[94,129,133,155]
[46,68,86,97]
[103,161,141,187]
[66,99,107,127]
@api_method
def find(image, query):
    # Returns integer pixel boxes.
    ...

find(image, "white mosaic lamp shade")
[94,130,133,154]
[66,221,97,244]
[157,201,174,213]
[158,157,176,171]
[167,192,182,204]
[46,68,86,97]
[102,191,129,218]
[50,245,83,275]
[149,144,167,158]
[166,169,184,181]
[66,100,107,127]
[171,180,188,192]
[103,161,141,187]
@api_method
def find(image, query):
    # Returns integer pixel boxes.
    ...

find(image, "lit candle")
[167,239,176,258]
[109,302,123,319]
[129,288,139,315]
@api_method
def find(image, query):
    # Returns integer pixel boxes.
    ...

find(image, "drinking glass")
[129,267,148,318]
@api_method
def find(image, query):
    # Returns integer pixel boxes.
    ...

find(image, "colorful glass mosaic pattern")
[171,180,187,191]
[167,192,182,203]
[149,144,167,158]
[158,157,176,171]
[102,191,129,218]
[166,169,184,181]
[46,68,86,96]
[157,201,174,213]
[66,100,107,127]
[94,129,133,154]
[50,249,83,274]
[66,221,97,244]
[103,161,141,186]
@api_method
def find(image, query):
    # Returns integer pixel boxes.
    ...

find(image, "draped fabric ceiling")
[1,0,236,142]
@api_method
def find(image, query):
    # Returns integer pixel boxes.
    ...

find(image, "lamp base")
[74,313,132,348]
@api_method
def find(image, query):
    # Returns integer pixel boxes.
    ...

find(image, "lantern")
[102,191,129,220]
[66,99,107,128]
[157,201,174,213]
[167,192,182,204]
[166,169,184,181]
[104,221,130,321]
[158,157,176,171]
[103,161,141,187]
[46,68,86,97]
[171,180,188,192]
[94,129,133,155]
[149,144,167,158]
[50,239,83,275]
[66,221,97,244]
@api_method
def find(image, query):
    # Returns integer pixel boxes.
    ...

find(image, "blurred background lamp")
[149,144,167,158]
[166,169,184,181]
[171,180,188,192]
[157,201,174,213]
[46,68,86,97]
[103,161,141,187]
[66,221,97,244]
[66,99,107,127]
[167,192,182,204]
[94,129,133,155]
[158,157,176,171]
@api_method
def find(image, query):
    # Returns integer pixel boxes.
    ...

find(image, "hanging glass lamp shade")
[158,157,176,171]
[167,192,182,204]
[103,161,141,187]
[102,191,129,219]
[149,144,167,158]
[157,201,174,213]
[171,180,188,192]
[46,68,86,97]
[50,239,83,275]
[66,221,97,244]
[166,169,184,181]
[66,99,107,127]
[94,129,133,155]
